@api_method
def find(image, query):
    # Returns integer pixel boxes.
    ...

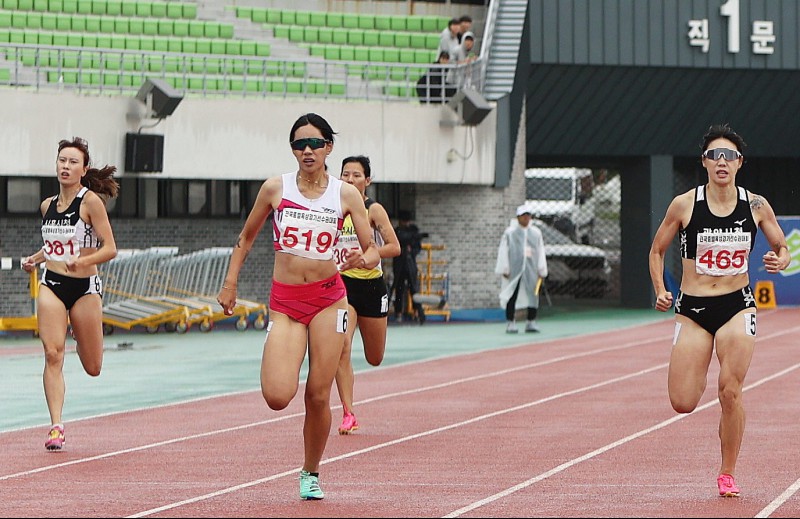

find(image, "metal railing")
[0,42,485,102]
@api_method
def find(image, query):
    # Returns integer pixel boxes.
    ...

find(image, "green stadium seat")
[42,13,58,31]
[2,0,18,10]
[48,0,62,11]
[219,24,233,38]
[120,0,135,15]
[210,39,225,54]
[294,10,310,25]
[323,44,339,60]
[52,32,67,45]
[399,49,414,63]
[339,45,355,61]
[235,6,252,19]
[390,16,406,31]
[265,8,280,24]
[66,32,81,45]
[135,1,151,17]
[100,15,116,32]
[225,40,241,55]
[33,0,48,11]
[182,2,196,19]
[10,12,24,28]
[383,48,399,63]
[279,10,294,25]
[188,20,204,37]
[95,34,110,48]
[56,15,70,30]
[26,12,42,28]
[204,21,221,38]
[255,41,269,56]
[347,28,363,46]
[17,0,32,9]
[272,24,288,39]
[307,43,324,57]
[410,33,427,49]
[110,34,126,48]
[70,14,85,31]
[173,20,188,37]
[90,0,104,15]
[240,40,256,56]
[180,37,195,53]
[317,26,332,44]
[150,1,166,17]
[414,49,433,63]
[166,2,182,18]
[142,19,158,35]
[105,0,121,15]
[326,12,342,28]
[84,14,100,31]
[167,37,181,52]
[309,11,326,27]
[157,19,173,36]
[342,13,358,29]
[422,16,440,33]
[358,14,374,30]
[406,17,423,32]
[378,31,394,47]
[138,35,153,50]
[331,27,347,44]
[127,17,143,33]
[303,26,318,43]
[0,69,9,82]
[194,37,210,53]
[0,12,12,28]
[36,32,51,44]
[363,29,379,46]
[124,35,140,49]
[368,47,383,62]
[426,33,439,49]
[394,32,411,47]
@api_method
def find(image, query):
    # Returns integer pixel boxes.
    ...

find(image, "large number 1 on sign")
[720,0,740,53]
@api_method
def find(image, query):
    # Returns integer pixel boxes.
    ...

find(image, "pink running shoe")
[717,473,740,497]
[338,412,359,435]
[45,424,65,451]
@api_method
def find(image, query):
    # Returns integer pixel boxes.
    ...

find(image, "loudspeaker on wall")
[125,133,164,173]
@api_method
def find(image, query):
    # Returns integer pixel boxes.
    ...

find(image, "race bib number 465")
[695,231,750,276]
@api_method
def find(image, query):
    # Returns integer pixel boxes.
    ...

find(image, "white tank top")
[41,187,100,262]
[272,172,344,261]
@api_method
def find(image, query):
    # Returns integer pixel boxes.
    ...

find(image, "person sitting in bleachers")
[416,51,457,104]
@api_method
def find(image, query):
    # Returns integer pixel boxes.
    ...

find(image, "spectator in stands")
[416,51,457,103]
[333,155,401,435]
[495,205,548,333]
[447,32,477,87]
[21,137,119,452]
[439,17,461,55]
[457,14,473,43]
[216,113,380,501]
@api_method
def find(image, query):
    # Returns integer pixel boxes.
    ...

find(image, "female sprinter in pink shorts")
[217,113,380,501]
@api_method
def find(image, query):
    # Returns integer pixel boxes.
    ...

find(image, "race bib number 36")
[695,231,750,276]
[280,208,338,261]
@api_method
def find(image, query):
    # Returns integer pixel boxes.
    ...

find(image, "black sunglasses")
[703,148,742,161]
[290,138,328,151]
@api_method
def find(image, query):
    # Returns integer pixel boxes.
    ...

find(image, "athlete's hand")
[217,285,237,316]
[21,256,36,273]
[763,250,785,274]
[655,291,673,312]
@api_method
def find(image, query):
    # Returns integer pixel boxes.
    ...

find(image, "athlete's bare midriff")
[273,251,339,285]
[43,246,101,278]
[679,257,749,297]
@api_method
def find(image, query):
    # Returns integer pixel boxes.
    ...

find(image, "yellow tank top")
[335,199,384,280]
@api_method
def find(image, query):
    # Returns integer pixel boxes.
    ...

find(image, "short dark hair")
[341,155,371,178]
[701,123,746,153]
[448,17,460,28]
[459,15,472,23]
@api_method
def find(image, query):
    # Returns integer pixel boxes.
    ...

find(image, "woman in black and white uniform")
[22,137,119,451]
[649,124,790,497]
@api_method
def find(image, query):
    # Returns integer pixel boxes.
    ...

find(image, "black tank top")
[680,185,757,260]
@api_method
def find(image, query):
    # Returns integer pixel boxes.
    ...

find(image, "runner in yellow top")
[333,155,401,434]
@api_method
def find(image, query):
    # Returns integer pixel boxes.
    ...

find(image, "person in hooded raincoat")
[495,205,548,333]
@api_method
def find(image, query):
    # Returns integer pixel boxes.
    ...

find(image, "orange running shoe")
[338,412,359,435]
[717,473,740,497]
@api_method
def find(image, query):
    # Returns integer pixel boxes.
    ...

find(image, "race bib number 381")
[695,231,750,276]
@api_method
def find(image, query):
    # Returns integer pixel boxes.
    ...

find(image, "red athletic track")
[2,308,800,518]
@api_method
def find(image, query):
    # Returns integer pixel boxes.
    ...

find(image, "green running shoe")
[299,470,324,500]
